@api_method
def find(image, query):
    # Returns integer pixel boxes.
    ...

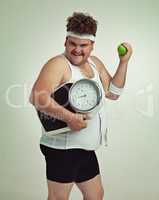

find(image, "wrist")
[119,60,128,65]
[63,112,76,123]
[109,81,124,95]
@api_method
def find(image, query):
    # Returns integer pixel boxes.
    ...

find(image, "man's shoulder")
[90,55,103,65]
[90,55,105,73]
[46,54,67,66]
[42,54,70,82]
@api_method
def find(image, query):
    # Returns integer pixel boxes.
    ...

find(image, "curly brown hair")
[66,12,98,36]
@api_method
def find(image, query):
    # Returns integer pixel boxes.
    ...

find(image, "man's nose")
[74,46,81,53]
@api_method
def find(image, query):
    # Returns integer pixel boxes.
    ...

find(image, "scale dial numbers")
[69,79,102,113]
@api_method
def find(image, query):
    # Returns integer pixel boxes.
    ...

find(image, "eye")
[80,44,87,47]
[69,41,76,46]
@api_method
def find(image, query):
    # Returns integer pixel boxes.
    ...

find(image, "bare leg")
[47,179,74,200]
[76,174,104,200]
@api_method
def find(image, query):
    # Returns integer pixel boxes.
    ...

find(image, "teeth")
[72,53,82,56]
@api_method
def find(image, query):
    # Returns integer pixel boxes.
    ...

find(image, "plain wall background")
[1,0,159,199]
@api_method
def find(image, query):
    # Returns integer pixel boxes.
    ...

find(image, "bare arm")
[29,56,74,122]
[110,43,132,88]
[29,56,88,131]
[91,42,132,100]
[90,55,112,97]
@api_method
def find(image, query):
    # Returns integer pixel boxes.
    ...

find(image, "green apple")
[117,44,127,56]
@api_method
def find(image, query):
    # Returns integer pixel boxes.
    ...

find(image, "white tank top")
[40,55,108,150]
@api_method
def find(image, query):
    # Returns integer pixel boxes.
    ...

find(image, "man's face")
[64,36,94,66]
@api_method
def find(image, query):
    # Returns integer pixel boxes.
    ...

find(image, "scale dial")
[69,79,102,113]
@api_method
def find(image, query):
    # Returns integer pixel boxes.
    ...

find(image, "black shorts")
[40,144,100,183]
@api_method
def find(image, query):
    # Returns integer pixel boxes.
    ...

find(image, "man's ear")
[91,42,94,51]
[64,37,68,47]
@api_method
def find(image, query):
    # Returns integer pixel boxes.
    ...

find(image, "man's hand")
[118,42,133,63]
[66,113,90,131]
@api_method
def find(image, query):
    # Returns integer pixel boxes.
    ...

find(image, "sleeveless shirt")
[40,55,108,150]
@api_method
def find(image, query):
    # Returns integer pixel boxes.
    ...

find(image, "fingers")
[118,42,133,62]
[82,121,87,128]
[75,113,91,121]
[83,113,91,120]
[79,114,88,128]
[122,42,133,53]
[73,113,90,129]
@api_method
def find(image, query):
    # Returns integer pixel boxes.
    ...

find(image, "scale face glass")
[69,79,102,113]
